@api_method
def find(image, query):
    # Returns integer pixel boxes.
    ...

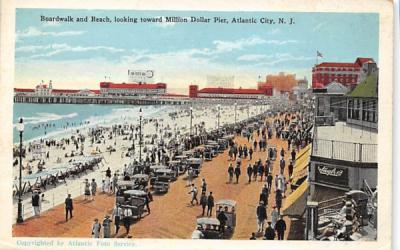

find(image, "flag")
[317,51,323,58]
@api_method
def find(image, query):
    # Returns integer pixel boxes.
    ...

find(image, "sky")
[15,9,379,93]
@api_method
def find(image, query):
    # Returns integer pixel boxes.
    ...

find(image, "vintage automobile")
[131,173,149,190]
[119,189,147,219]
[169,160,185,176]
[152,168,174,193]
[186,158,202,177]
[216,199,237,230]
[192,217,223,239]
[149,165,169,184]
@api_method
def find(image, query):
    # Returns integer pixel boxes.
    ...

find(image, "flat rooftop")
[316,122,377,144]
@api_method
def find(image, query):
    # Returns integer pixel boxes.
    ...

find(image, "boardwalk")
[13,132,293,239]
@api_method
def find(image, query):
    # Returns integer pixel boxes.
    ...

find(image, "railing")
[315,116,335,126]
[312,139,377,163]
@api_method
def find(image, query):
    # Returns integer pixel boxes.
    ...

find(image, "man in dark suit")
[207,192,214,216]
[264,222,275,240]
[275,216,286,240]
[65,194,73,221]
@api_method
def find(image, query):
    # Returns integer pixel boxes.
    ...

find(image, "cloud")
[265,40,298,45]
[16,27,85,39]
[42,22,61,27]
[252,53,314,66]
[213,36,266,52]
[237,54,271,61]
[28,44,124,58]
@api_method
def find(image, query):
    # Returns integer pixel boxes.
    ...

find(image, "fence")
[312,139,377,163]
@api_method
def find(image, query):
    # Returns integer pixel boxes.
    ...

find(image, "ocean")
[13,103,174,143]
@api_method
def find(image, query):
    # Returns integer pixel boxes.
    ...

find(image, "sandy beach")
[12,103,266,220]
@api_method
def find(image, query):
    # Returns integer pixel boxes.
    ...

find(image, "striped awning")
[282,181,309,216]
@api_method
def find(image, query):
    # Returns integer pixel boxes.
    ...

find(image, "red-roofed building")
[312,57,377,88]
[188,85,272,100]
[100,82,167,96]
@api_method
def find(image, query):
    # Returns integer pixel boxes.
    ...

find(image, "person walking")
[256,201,267,233]
[145,189,152,214]
[188,184,199,205]
[65,194,73,221]
[228,163,234,183]
[247,164,253,183]
[123,207,133,237]
[258,164,265,181]
[91,218,101,238]
[207,192,214,216]
[200,192,208,216]
[102,215,112,238]
[267,173,273,192]
[112,204,122,235]
[187,167,194,186]
[259,191,268,206]
[234,164,241,184]
[252,163,258,181]
[201,178,207,193]
[249,147,253,160]
[275,189,283,213]
[279,158,285,175]
[112,173,118,194]
[91,179,97,200]
[280,148,285,158]
[84,179,90,200]
[291,148,296,162]
[264,222,276,240]
[271,206,279,229]
[217,208,228,233]
[288,160,294,177]
[31,190,41,217]
[275,216,287,240]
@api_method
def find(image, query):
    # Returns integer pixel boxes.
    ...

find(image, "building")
[312,57,377,89]
[206,75,234,88]
[313,81,349,122]
[346,73,378,130]
[261,72,298,93]
[100,82,167,96]
[188,85,272,100]
[14,81,100,97]
[293,77,309,100]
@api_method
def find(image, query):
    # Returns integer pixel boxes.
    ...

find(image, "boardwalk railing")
[312,139,377,163]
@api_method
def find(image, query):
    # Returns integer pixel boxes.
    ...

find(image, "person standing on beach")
[84,179,90,200]
[249,147,253,160]
[227,163,234,183]
[288,161,294,179]
[252,163,258,181]
[112,173,118,194]
[256,201,267,233]
[264,222,275,240]
[65,194,73,221]
[91,179,97,200]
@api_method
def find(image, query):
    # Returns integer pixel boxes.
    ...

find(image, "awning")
[290,144,311,185]
[282,181,309,217]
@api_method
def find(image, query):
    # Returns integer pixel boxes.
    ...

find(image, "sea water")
[13,103,174,143]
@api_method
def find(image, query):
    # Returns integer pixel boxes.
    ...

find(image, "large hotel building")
[312,57,377,89]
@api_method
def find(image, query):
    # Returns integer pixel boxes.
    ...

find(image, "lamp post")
[217,104,221,130]
[16,117,24,223]
[247,101,250,120]
[139,108,142,162]
[190,106,193,136]
[234,102,237,125]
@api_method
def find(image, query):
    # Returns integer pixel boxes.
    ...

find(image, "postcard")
[0,0,393,249]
